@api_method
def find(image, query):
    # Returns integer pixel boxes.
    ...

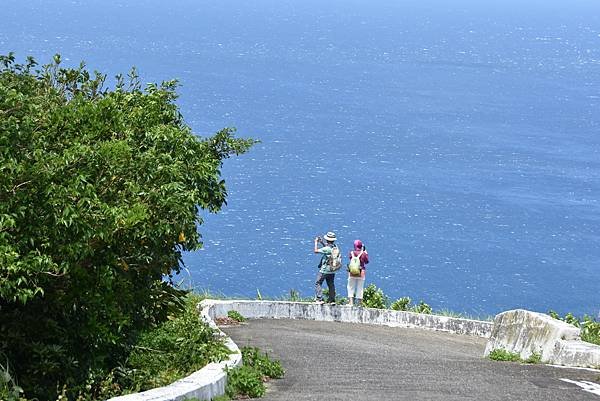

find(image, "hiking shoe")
[327,301,336,305]
[315,299,325,304]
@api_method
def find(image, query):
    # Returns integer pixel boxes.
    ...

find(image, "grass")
[488,348,542,364]
[488,349,522,362]
[524,352,542,364]
[488,349,542,364]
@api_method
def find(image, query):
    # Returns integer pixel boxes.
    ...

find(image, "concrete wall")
[552,339,600,367]
[203,300,493,338]
[484,309,579,360]
[483,309,600,368]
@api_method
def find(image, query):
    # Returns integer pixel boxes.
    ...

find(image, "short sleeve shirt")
[317,245,334,274]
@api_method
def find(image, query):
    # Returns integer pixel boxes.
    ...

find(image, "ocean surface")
[3,0,599,317]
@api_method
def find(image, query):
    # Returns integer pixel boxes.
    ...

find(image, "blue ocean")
[3,0,599,317]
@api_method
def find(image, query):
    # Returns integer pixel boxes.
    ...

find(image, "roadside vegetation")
[121,295,231,394]
[488,349,542,364]
[224,347,284,399]
[183,346,285,401]
[227,310,247,323]
[549,311,600,345]
[0,53,254,400]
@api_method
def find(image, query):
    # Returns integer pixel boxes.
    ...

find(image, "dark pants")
[315,272,335,302]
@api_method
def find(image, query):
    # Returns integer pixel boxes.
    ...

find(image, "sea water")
[3,0,599,317]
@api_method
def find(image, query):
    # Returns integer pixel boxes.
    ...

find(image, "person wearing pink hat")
[347,239,369,306]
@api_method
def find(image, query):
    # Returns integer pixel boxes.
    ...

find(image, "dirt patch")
[215,316,245,326]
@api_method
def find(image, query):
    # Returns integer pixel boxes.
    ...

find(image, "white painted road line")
[561,379,600,397]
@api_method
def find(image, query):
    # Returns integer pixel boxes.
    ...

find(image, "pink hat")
[353,239,363,250]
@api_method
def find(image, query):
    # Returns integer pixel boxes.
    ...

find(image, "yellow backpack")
[348,250,364,275]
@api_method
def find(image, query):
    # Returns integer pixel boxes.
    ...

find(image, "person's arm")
[362,251,369,264]
[314,237,321,253]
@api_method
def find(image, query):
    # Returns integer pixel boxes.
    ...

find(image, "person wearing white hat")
[313,231,339,304]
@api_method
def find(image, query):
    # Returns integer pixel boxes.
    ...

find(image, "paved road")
[222,319,600,401]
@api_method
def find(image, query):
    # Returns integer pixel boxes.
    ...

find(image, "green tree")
[0,53,254,399]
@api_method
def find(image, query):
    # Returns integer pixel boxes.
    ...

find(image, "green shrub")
[390,297,411,311]
[581,316,600,345]
[227,310,246,323]
[123,295,231,392]
[362,284,389,309]
[549,311,600,346]
[241,347,284,379]
[524,352,542,364]
[225,347,284,399]
[488,349,521,362]
[225,366,265,398]
[390,297,431,314]
[412,301,432,314]
[0,53,253,399]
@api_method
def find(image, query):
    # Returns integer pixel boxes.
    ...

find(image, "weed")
[288,289,301,301]
[412,300,432,314]
[488,349,521,362]
[0,358,24,401]
[524,352,542,364]
[241,347,284,379]
[225,365,265,398]
[223,347,284,400]
[390,297,411,311]
[390,297,431,314]
[227,310,246,323]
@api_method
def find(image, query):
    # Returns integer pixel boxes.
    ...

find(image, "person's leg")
[347,276,355,306]
[355,277,365,306]
[325,274,336,303]
[315,272,326,302]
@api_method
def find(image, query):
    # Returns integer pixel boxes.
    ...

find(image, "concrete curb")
[552,339,600,368]
[202,299,493,338]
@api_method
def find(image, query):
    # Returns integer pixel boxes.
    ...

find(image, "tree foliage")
[0,53,254,398]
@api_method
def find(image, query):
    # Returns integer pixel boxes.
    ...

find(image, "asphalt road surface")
[222,318,600,401]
